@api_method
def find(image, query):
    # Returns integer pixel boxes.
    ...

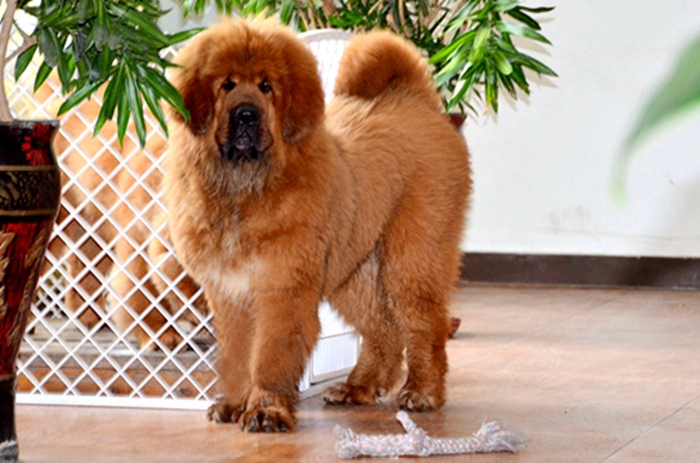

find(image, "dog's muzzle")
[219,104,265,162]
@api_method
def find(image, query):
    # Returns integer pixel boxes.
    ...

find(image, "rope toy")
[334,411,527,459]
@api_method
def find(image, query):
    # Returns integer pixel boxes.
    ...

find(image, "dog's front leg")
[205,288,253,424]
[239,285,321,433]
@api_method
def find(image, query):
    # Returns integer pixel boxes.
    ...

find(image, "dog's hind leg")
[323,250,404,406]
[379,193,464,412]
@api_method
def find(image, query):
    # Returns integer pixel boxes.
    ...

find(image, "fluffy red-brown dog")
[160,18,471,432]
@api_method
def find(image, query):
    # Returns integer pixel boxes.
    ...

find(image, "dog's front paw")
[239,393,295,433]
[206,400,245,424]
[397,385,444,412]
[322,382,385,406]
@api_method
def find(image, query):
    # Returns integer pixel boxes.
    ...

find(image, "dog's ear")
[170,61,216,137]
[280,47,325,144]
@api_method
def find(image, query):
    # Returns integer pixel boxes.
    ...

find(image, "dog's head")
[170,19,325,164]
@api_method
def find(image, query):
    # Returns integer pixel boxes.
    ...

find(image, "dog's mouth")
[218,104,269,162]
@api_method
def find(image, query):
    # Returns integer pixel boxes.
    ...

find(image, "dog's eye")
[222,78,236,92]
[259,79,272,94]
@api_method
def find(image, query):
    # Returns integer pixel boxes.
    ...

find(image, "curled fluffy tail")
[334,31,442,110]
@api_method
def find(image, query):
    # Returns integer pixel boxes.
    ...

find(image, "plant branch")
[0,0,18,121]
[7,26,36,62]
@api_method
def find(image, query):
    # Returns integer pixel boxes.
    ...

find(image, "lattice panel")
[8,21,358,409]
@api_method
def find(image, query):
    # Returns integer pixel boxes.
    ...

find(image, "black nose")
[234,105,260,127]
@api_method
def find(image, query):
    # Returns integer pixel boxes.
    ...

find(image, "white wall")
[462,1,700,257]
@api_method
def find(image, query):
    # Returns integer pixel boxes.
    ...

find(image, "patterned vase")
[0,121,61,463]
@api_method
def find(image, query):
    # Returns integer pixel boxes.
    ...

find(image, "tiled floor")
[15,284,700,462]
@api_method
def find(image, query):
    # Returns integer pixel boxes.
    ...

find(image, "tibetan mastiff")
[161,18,472,432]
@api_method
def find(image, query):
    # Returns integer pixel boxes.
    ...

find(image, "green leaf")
[187,0,199,15]
[517,53,558,76]
[71,30,88,61]
[33,62,53,93]
[77,0,92,23]
[446,62,483,112]
[485,61,499,112]
[435,49,472,85]
[116,96,129,145]
[93,23,110,51]
[168,28,204,46]
[139,82,168,136]
[14,44,37,80]
[94,48,115,81]
[622,35,700,154]
[496,21,552,45]
[430,30,475,64]
[57,53,75,94]
[94,64,124,135]
[497,71,518,98]
[473,1,496,21]
[37,29,62,68]
[494,0,519,13]
[280,0,296,25]
[57,79,104,116]
[613,35,700,203]
[468,25,491,64]
[506,8,542,30]
[108,4,169,48]
[509,63,530,94]
[124,70,147,146]
[35,3,63,28]
[141,66,189,121]
[445,0,480,35]
[493,50,513,75]
[519,6,555,13]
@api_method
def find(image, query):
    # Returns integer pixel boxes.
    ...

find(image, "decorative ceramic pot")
[0,120,60,463]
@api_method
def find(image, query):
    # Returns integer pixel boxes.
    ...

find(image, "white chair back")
[301,29,355,103]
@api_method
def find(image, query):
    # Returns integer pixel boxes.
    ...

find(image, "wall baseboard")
[460,253,700,290]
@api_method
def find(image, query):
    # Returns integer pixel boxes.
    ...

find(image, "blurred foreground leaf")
[612,35,700,203]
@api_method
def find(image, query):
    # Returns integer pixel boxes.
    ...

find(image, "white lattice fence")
[9,21,359,409]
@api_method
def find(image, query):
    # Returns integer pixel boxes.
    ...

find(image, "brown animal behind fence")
[36,76,206,351]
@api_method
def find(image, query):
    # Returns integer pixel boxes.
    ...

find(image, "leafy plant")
[0,0,556,145]
[182,0,557,115]
[430,1,556,113]
[612,34,700,201]
[0,0,198,145]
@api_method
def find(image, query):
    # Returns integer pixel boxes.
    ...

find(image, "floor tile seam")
[598,391,700,462]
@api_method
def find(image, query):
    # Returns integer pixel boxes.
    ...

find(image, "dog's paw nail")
[248,415,262,433]
[262,415,276,433]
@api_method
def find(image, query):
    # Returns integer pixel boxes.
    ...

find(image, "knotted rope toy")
[334,411,527,459]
